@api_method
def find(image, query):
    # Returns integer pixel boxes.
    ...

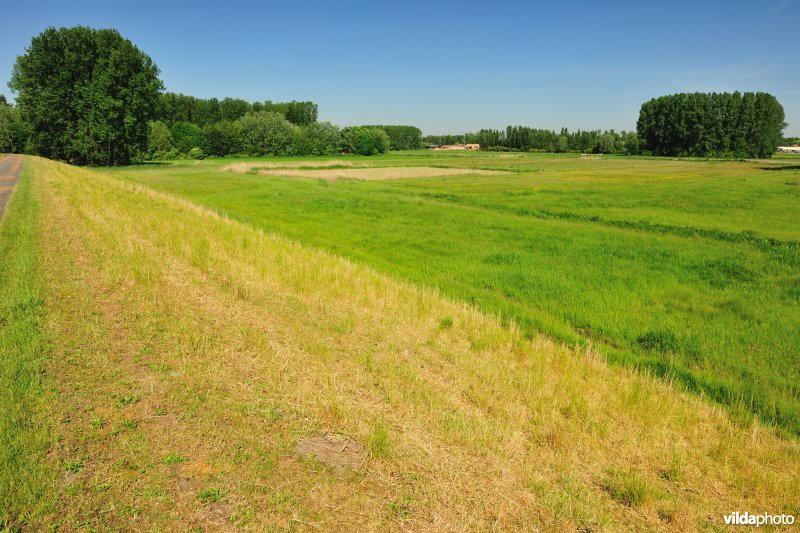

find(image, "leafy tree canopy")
[9,26,163,165]
[637,92,786,158]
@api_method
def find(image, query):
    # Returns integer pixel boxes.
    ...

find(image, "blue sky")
[1,0,798,135]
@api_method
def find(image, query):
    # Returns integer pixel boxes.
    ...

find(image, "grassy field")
[104,152,800,436]
[1,156,798,529]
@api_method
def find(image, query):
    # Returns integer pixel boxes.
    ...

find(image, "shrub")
[171,121,206,154]
[239,111,297,156]
[146,120,173,157]
[341,126,390,156]
[204,120,242,156]
[188,147,205,160]
[296,121,341,155]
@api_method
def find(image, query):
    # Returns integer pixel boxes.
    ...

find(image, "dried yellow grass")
[257,166,507,180]
[22,156,800,530]
[222,160,356,173]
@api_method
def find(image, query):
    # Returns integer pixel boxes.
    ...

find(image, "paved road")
[0,155,24,219]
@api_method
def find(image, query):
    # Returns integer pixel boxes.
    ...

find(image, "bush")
[171,121,206,154]
[240,111,297,156]
[146,120,173,158]
[341,126,390,155]
[361,125,422,150]
[187,147,205,160]
[296,121,341,155]
[204,120,242,156]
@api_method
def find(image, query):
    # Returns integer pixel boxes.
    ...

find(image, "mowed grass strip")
[0,159,55,527]
[11,156,800,529]
[107,154,800,435]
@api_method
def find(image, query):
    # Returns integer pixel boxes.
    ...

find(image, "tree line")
[636,92,786,158]
[424,128,641,155]
[155,93,318,127]
[147,116,396,159]
[1,27,791,163]
[0,26,423,161]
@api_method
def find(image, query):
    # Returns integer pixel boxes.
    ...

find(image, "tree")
[0,101,29,153]
[239,111,297,156]
[637,92,786,158]
[285,101,318,126]
[361,125,422,150]
[147,120,173,156]
[204,120,243,156]
[341,127,390,155]
[9,26,162,165]
[171,121,206,154]
[370,128,390,153]
[296,121,341,155]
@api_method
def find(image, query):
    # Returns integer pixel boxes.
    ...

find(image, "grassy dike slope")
[2,156,798,529]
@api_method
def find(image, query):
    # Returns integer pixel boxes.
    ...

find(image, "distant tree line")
[637,92,786,158]
[146,115,393,159]
[424,128,640,154]
[155,93,318,127]
[360,125,422,150]
[0,96,28,153]
[4,27,792,164]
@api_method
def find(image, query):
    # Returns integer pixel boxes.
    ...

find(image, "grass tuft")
[603,468,649,507]
[368,420,390,458]
[197,488,225,504]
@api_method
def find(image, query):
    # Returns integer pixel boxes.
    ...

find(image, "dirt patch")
[0,155,24,218]
[256,166,507,181]
[295,435,365,471]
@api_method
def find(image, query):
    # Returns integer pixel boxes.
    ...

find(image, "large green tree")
[636,92,786,158]
[9,26,163,165]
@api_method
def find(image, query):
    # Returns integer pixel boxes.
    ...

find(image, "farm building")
[777,146,800,153]
[431,143,481,150]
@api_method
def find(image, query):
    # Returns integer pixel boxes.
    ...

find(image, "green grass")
[9,155,798,529]
[104,152,800,435]
[0,162,54,527]
[604,468,649,507]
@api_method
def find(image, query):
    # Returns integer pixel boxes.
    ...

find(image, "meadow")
[106,152,800,435]
[2,155,798,529]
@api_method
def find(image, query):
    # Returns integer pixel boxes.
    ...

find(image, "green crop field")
[105,152,800,435]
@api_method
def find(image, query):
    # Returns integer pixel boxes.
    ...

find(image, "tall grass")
[7,156,798,529]
[106,153,800,435]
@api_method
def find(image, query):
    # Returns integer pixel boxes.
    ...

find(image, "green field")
[3,156,798,529]
[105,152,800,435]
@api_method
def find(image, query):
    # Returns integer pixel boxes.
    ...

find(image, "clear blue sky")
[1,0,798,135]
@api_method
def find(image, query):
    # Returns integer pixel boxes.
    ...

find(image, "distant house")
[432,143,481,151]
[777,146,800,154]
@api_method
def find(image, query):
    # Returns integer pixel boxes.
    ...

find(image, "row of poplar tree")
[424,94,787,157]
[636,92,786,158]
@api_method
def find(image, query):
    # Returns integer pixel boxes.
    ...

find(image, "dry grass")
[222,160,357,173]
[256,166,507,180]
[19,156,800,530]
